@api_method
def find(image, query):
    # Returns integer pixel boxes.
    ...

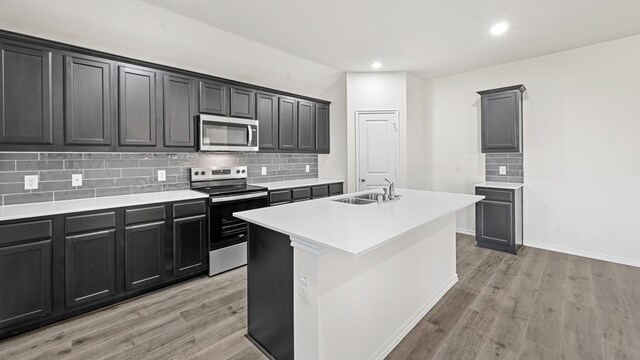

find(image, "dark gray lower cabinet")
[173,215,207,277]
[0,199,209,341]
[268,182,344,206]
[0,240,52,327]
[475,186,523,254]
[124,221,165,291]
[65,229,117,308]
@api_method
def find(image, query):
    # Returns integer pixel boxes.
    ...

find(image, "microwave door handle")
[247,125,253,146]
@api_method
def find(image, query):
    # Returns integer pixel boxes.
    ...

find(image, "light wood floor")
[2,234,640,359]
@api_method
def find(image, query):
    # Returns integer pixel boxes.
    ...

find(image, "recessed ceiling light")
[490,22,509,36]
[371,61,382,69]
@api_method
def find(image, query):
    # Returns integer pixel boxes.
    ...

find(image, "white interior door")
[356,111,398,191]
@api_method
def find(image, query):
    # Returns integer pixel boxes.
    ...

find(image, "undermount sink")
[333,193,402,205]
[353,193,384,201]
[332,197,376,205]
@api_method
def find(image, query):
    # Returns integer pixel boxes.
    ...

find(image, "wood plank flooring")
[2,234,639,359]
[388,235,640,360]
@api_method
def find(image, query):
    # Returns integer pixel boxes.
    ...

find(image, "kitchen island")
[234,188,483,360]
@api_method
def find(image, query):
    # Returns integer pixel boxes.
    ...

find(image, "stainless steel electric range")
[190,166,269,276]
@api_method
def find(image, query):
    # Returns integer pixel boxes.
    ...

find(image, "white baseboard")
[526,241,640,268]
[370,274,459,360]
[456,228,475,236]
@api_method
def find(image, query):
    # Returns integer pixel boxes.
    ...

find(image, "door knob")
[360,178,366,182]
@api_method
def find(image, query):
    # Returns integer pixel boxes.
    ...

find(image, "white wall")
[318,75,348,182]
[424,34,640,266]
[0,0,341,98]
[406,73,427,189]
[346,72,408,192]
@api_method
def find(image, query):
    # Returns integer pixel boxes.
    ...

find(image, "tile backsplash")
[485,153,524,183]
[0,152,318,206]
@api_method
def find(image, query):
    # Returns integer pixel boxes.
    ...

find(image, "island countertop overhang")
[234,188,484,257]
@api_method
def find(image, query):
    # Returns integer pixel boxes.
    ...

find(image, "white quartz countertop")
[234,188,483,257]
[475,182,524,190]
[259,178,343,190]
[0,190,209,222]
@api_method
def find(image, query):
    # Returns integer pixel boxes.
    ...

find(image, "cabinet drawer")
[311,185,329,198]
[476,188,513,203]
[65,212,116,235]
[291,187,311,201]
[125,206,166,225]
[173,201,206,218]
[329,183,343,195]
[269,189,291,205]
[0,220,52,247]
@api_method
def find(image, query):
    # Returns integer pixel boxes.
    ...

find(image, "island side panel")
[293,213,458,360]
[247,223,294,360]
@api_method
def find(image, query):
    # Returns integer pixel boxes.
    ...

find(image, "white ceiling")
[144,0,640,79]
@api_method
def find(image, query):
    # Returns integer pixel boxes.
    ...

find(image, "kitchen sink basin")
[332,197,376,205]
[353,193,384,201]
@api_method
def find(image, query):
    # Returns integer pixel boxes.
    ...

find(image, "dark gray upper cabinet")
[118,65,157,147]
[64,55,112,146]
[256,93,278,150]
[278,98,297,150]
[64,229,116,308]
[0,240,52,327]
[297,100,315,152]
[163,73,196,148]
[0,41,53,145]
[124,221,165,291]
[477,85,525,153]
[199,80,229,116]
[315,103,330,153]
[173,215,207,277]
[230,87,255,119]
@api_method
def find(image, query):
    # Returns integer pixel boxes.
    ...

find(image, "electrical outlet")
[305,165,310,173]
[261,166,267,176]
[298,272,309,300]
[456,161,462,170]
[499,166,507,175]
[157,170,166,182]
[72,174,83,187]
[24,175,38,190]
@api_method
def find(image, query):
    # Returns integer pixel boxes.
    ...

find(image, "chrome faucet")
[385,178,396,200]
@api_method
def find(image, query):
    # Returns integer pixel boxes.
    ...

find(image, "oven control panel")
[190,166,247,181]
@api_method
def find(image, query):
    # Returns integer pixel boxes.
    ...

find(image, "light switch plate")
[305,165,310,173]
[72,174,83,187]
[261,166,267,176]
[456,161,462,170]
[157,170,166,182]
[24,175,38,190]
[499,166,507,175]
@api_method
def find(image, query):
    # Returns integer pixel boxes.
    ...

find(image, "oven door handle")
[247,125,253,146]
[209,191,268,204]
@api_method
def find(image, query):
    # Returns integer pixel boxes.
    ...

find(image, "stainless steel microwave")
[198,114,259,152]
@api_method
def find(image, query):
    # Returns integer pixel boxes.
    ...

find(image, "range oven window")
[209,195,268,251]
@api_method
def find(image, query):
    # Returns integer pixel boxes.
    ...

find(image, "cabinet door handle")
[360,178,366,182]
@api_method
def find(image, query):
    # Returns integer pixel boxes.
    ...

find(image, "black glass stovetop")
[193,184,266,197]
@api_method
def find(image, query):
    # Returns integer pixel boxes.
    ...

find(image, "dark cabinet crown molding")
[0,30,330,105]
[477,84,526,95]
